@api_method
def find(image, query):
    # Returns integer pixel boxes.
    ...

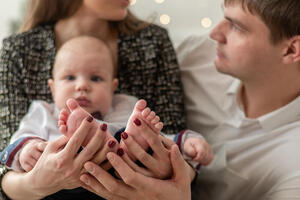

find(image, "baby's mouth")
[75,96,90,107]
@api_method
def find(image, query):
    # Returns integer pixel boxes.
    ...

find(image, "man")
[190,0,300,199]
[76,0,300,200]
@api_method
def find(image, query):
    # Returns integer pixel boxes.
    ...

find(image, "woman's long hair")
[19,0,148,35]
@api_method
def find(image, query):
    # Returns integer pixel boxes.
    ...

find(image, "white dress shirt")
[11,94,137,143]
[178,35,300,200]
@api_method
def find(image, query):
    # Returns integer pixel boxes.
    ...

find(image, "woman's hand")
[3,117,109,200]
[80,145,193,200]
[120,122,175,179]
[27,117,107,196]
[2,117,120,200]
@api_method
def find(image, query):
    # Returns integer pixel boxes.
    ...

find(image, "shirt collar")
[225,79,300,132]
[258,95,300,132]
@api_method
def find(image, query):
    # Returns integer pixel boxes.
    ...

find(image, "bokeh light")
[201,17,212,28]
[160,14,171,25]
[130,0,137,6]
[155,0,165,4]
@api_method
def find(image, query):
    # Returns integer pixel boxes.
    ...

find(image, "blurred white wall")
[130,0,223,47]
[0,0,224,48]
[0,0,25,46]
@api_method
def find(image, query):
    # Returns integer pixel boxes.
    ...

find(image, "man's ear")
[112,78,119,92]
[282,35,300,64]
[48,79,55,97]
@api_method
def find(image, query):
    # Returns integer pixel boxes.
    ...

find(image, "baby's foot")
[122,99,163,151]
[58,98,100,146]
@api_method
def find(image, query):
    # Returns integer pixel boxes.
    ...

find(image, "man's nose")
[209,20,227,44]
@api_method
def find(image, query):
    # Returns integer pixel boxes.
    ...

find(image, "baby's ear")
[48,79,55,96]
[112,78,119,92]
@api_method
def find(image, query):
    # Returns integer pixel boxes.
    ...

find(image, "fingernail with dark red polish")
[121,132,128,140]
[108,140,116,148]
[134,118,141,126]
[101,123,107,131]
[117,148,124,156]
[87,116,93,123]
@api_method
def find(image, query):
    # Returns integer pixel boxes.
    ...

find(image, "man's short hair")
[224,0,300,44]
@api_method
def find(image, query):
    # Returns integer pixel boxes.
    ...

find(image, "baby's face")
[49,49,118,116]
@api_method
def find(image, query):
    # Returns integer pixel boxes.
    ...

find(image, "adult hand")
[24,117,107,198]
[80,145,193,200]
[86,127,120,171]
[120,122,174,179]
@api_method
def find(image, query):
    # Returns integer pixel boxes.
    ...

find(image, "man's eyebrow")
[224,16,248,30]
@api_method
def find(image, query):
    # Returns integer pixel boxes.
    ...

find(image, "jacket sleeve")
[155,27,187,134]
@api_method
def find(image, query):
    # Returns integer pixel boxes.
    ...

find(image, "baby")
[0,36,213,175]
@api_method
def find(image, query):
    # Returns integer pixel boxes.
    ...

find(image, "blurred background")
[0,0,223,48]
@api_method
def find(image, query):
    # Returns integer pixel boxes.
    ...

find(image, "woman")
[0,0,187,198]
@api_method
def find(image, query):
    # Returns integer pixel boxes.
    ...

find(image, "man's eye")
[232,24,241,32]
[91,76,101,82]
[65,75,75,80]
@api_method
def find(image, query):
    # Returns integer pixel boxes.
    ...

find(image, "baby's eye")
[91,76,102,82]
[65,75,75,80]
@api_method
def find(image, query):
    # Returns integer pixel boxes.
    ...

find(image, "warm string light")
[155,0,165,4]
[130,0,136,6]
[132,0,213,29]
[201,17,212,28]
[160,14,170,25]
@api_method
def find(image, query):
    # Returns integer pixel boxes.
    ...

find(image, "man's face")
[209,4,284,83]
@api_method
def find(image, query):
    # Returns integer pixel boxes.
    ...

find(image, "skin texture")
[3,118,119,199]
[80,143,193,200]
[210,4,300,119]
[48,37,118,115]
[18,37,118,171]
[183,137,214,165]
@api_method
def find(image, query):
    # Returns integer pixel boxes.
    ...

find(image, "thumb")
[184,145,196,158]
[170,144,188,181]
[48,135,68,151]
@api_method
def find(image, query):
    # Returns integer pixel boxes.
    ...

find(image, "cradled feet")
[58,98,104,146]
[122,99,163,152]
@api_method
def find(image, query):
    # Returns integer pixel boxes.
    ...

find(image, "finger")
[106,153,141,188]
[135,124,169,158]
[75,126,104,165]
[80,174,114,200]
[185,146,197,158]
[80,174,127,200]
[83,161,132,196]
[99,160,112,171]
[91,138,119,165]
[160,135,175,149]
[121,134,157,171]
[30,149,43,160]
[47,135,68,152]
[121,152,153,177]
[23,157,36,172]
[23,162,34,172]
[170,145,190,181]
[37,141,47,152]
[63,117,93,156]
